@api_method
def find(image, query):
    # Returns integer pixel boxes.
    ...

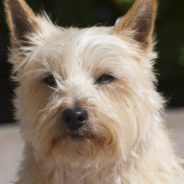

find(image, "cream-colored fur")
[4,0,184,183]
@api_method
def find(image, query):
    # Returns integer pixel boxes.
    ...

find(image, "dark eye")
[42,74,57,87]
[96,74,116,85]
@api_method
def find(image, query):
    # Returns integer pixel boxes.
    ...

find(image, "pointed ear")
[4,0,38,47]
[114,0,157,48]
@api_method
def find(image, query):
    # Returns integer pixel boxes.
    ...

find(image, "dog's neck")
[21,147,125,184]
[51,163,123,184]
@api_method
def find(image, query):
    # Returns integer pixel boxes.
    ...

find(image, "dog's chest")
[52,167,122,184]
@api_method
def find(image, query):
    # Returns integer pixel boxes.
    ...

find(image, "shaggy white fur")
[4,0,184,183]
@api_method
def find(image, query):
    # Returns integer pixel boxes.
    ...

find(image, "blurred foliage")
[179,47,184,66]
[0,0,184,123]
[115,0,134,6]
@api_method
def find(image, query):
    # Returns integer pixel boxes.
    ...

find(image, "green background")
[0,0,184,123]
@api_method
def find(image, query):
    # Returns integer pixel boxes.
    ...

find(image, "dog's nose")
[62,108,88,129]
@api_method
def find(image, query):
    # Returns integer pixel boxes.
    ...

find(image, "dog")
[4,0,184,183]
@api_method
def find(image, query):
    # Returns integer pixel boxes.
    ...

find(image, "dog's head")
[5,0,162,166]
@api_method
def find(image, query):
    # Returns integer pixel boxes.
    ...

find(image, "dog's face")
[5,0,160,166]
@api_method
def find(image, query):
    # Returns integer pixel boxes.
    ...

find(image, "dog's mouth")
[68,130,94,141]
[52,129,93,146]
[70,132,86,139]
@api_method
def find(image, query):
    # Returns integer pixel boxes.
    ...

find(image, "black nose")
[62,108,88,129]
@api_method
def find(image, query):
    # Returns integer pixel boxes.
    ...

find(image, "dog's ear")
[114,0,157,48]
[4,0,38,47]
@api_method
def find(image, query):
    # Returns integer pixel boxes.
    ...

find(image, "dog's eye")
[96,74,116,85]
[42,74,57,87]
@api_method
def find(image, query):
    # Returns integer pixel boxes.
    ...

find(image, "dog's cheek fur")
[15,79,52,145]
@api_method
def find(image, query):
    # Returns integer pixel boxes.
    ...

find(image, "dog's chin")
[49,128,106,160]
[50,134,93,161]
